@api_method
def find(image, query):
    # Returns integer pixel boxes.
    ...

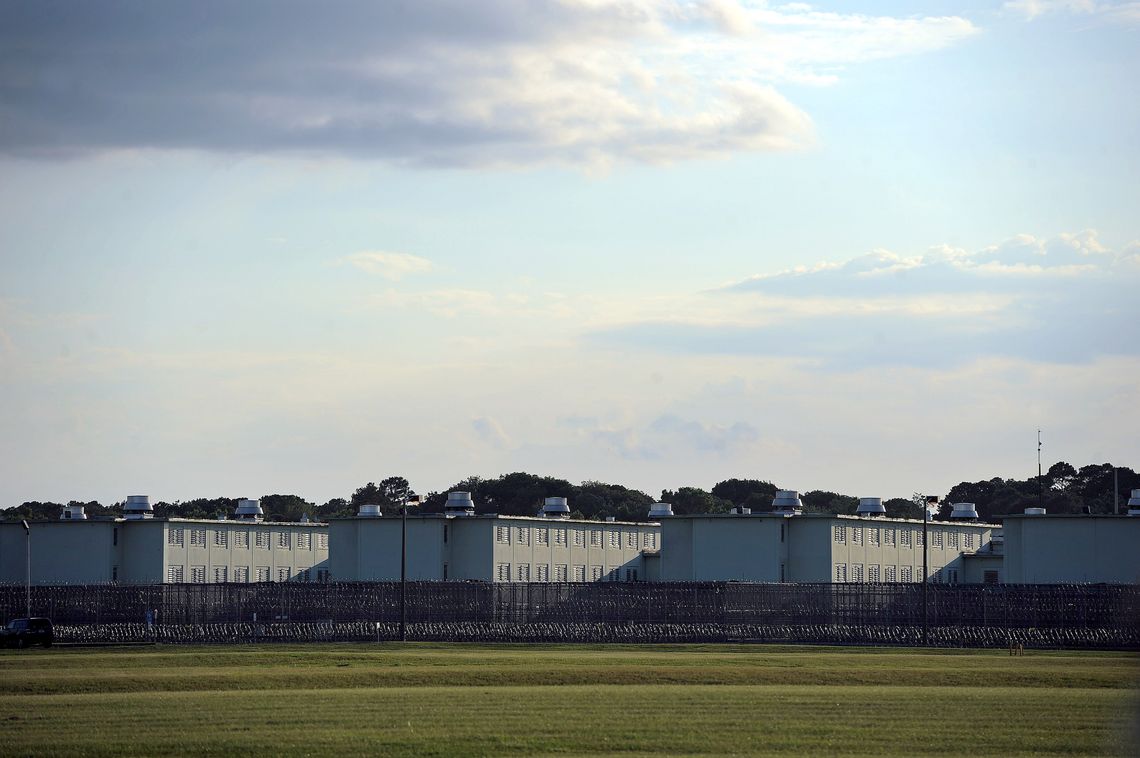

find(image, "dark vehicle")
[1,618,54,648]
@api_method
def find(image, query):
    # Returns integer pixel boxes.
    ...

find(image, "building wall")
[658,517,784,581]
[0,522,117,585]
[329,518,446,581]
[962,554,1003,584]
[1002,516,1140,584]
[821,518,993,584]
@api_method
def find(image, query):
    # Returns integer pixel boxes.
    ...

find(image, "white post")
[22,520,30,618]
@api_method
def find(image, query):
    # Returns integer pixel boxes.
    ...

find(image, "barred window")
[277,567,290,582]
[868,564,880,582]
[555,528,567,547]
[214,530,228,548]
[168,528,185,547]
[948,531,959,549]
[256,566,270,582]
[964,532,975,549]
[573,565,586,582]
[213,566,228,583]
[589,530,601,547]
[190,565,206,583]
[256,530,270,549]
[834,525,846,545]
[932,530,943,549]
[298,532,312,550]
[233,566,249,583]
[626,532,636,548]
[516,563,530,582]
[900,529,912,548]
[497,562,510,581]
[317,534,328,550]
[885,565,897,582]
[835,563,847,582]
[537,564,550,582]
[496,526,510,544]
[573,529,584,547]
[852,527,862,546]
[190,529,207,548]
[317,569,330,583]
[516,527,529,546]
[917,529,925,548]
[554,564,568,582]
[885,528,896,547]
[869,528,880,547]
[901,566,913,582]
[609,531,620,548]
[278,532,290,550]
[167,565,184,583]
[591,566,603,581]
[643,533,651,548]
[234,531,249,549]
[537,529,549,546]
[852,564,864,582]
[301,568,311,582]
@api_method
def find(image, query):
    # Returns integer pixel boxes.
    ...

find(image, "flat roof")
[659,513,999,528]
[333,513,656,527]
[1001,513,1140,520]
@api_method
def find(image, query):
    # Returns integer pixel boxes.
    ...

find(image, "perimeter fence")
[1,581,1136,648]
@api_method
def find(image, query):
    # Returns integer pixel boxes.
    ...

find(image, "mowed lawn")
[1,644,1137,756]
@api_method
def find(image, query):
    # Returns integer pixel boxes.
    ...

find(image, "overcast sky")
[1,1,1137,507]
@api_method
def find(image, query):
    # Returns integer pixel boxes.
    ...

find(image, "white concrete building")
[331,493,660,582]
[659,492,999,584]
[1000,500,1140,584]
[0,498,329,585]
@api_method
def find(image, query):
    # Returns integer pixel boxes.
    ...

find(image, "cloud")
[591,231,1140,370]
[568,413,760,460]
[345,251,435,280]
[0,1,978,168]
[472,416,511,449]
[1004,0,1140,23]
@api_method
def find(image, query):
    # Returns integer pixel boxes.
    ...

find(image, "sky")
[1,0,1137,507]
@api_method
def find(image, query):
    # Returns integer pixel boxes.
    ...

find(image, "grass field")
[1,644,1137,756]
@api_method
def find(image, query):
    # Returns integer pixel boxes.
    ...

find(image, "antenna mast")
[1037,429,1043,511]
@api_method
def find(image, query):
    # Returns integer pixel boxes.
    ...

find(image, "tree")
[710,479,779,509]
[259,494,314,522]
[659,487,732,515]
[801,491,858,515]
[349,476,417,516]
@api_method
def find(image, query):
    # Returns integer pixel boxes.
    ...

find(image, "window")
[190,565,206,583]
[609,567,619,582]
[317,534,328,550]
[516,527,529,546]
[213,566,228,583]
[278,532,290,550]
[983,570,999,584]
[317,569,330,583]
[516,563,530,582]
[256,530,270,549]
[555,528,568,547]
[190,529,207,548]
[537,529,549,546]
[625,568,638,582]
[885,565,897,582]
[869,528,880,547]
[643,533,651,548]
[113,528,118,546]
[214,530,228,548]
[298,532,312,550]
[537,564,549,582]
[835,563,847,582]
[497,563,510,581]
[868,564,880,582]
[932,530,943,550]
[901,566,913,582]
[948,531,959,550]
[277,567,290,582]
[947,568,959,585]
[591,566,603,581]
[168,528,185,547]
[554,564,568,582]
[573,565,586,582]
[234,531,249,549]
[900,529,912,548]
[649,533,657,549]
[834,525,846,545]
[496,526,510,544]
[301,568,311,582]
[852,527,862,546]
[885,528,896,547]
[256,566,270,582]
[573,529,584,547]
[917,529,925,548]
[167,565,184,583]
[609,531,620,548]
[623,532,633,548]
[964,533,975,550]
[852,564,864,582]
[590,530,601,547]
[233,566,249,583]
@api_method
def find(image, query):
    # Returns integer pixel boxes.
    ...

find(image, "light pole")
[22,520,30,618]
[399,492,407,642]
[922,498,933,647]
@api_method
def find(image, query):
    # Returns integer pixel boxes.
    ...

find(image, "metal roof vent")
[856,497,886,517]
[648,502,674,518]
[949,502,980,521]
[444,491,475,518]
[1127,489,1140,516]
[357,504,383,518]
[1024,507,1047,516]
[771,490,803,516]
[542,496,571,519]
[300,513,310,523]
[234,499,265,522]
[60,504,87,520]
[123,494,154,520]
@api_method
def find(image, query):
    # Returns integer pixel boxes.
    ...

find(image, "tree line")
[3,463,1135,523]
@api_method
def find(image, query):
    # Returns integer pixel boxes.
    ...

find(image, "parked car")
[1,617,54,648]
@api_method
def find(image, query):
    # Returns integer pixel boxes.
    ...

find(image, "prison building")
[658,493,999,584]
[999,494,1140,584]
[330,493,661,582]
[0,497,329,585]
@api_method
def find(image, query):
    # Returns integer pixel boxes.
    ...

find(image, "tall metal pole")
[400,493,407,642]
[1037,430,1043,511]
[922,503,928,647]
[22,520,30,618]
[1114,466,1119,515]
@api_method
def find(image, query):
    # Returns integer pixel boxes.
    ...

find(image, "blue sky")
[1,1,1137,506]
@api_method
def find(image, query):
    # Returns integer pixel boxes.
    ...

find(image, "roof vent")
[1024,506,1046,516]
[542,496,571,519]
[300,513,310,524]
[771,490,803,516]
[60,504,87,520]
[605,516,615,522]
[648,502,674,519]
[357,504,383,518]
[123,494,154,520]
[1126,489,1140,516]
[444,491,475,518]
[233,499,264,521]
[856,497,886,517]
[949,502,979,521]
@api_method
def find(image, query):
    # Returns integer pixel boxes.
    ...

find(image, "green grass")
[1,644,1137,756]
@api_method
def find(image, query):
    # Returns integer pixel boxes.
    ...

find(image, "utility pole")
[1114,466,1119,515]
[1037,430,1043,511]
[22,520,30,618]
[400,491,407,642]
[921,499,930,647]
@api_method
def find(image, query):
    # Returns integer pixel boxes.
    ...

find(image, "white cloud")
[0,1,979,168]
[1004,0,1140,23]
[472,416,512,450]
[345,251,435,280]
